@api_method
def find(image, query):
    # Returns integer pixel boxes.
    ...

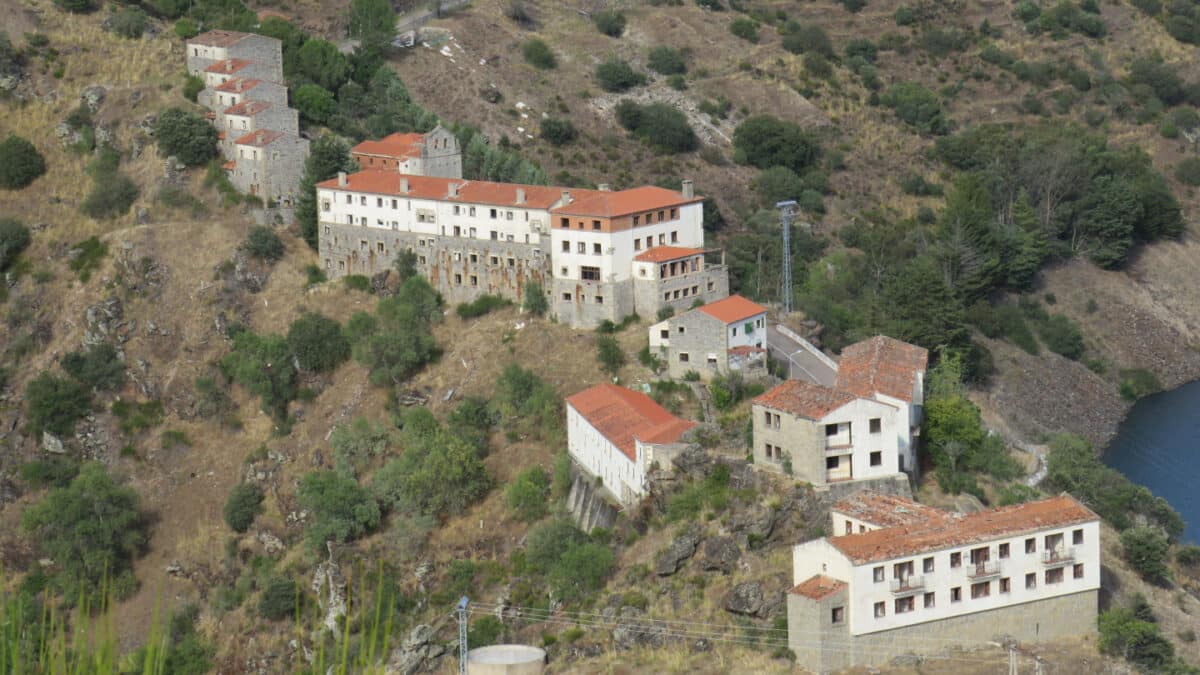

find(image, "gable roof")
[352,132,426,160]
[223,100,272,117]
[234,130,284,147]
[835,336,928,403]
[831,491,952,530]
[190,30,253,47]
[790,575,847,600]
[828,495,1098,565]
[634,246,704,263]
[553,185,702,218]
[566,384,696,461]
[205,58,253,74]
[698,294,767,324]
[213,78,273,93]
[752,379,858,420]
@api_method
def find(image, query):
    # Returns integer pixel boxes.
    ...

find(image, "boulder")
[257,531,284,556]
[42,431,65,454]
[311,552,347,635]
[81,85,105,113]
[656,529,701,576]
[723,581,764,616]
[612,607,667,649]
[701,536,740,574]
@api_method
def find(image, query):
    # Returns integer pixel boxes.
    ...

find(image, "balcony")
[825,439,853,455]
[889,576,924,595]
[968,560,1001,579]
[1042,547,1076,566]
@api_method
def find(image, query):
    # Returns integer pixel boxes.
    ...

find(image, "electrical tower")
[457,596,470,674]
[776,200,798,315]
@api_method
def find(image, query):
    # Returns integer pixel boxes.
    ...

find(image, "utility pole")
[776,200,797,315]
[1009,644,1017,675]
[457,596,470,674]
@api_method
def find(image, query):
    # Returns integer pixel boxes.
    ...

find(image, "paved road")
[766,325,838,387]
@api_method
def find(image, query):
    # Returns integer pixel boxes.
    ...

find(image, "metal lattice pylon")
[776,200,798,315]
[457,596,470,674]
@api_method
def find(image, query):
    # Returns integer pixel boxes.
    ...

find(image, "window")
[593,243,602,255]
[873,567,885,583]
[923,592,935,609]
[1045,533,1064,551]
[923,557,934,574]
[869,418,882,433]
[870,451,882,466]
[970,547,989,565]
[392,199,398,209]
[454,205,461,215]
[470,275,478,286]
[418,255,426,264]
[971,582,990,599]
[645,212,653,224]
[1073,563,1084,579]
[1025,538,1036,554]
[1046,568,1064,585]
[376,242,384,253]
[659,210,666,221]
[1000,577,1011,593]
[469,207,476,217]
[377,197,383,207]
[999,543,1010,559]
[506,211,513,220]
[562,241,570,252]
[893,561,914,580]
[1073,529,1084,546]
[661,329,669,339]
[895,596,914,614]
[581,266,601,281]
[634,239,642,251]
[595,296,603,304]
[562,293,572,301]
[507,258,515,268]
[950,587,961,603]
[679,352,689,362]
[490,256,499,266]
[345,195,352,204]
[577,242,586,254]
[658,234,666,245]
[454,274,462,284]
[732,327,737,336]
[646,236,653,249]
[671,230,679,243]
[950,552,962,568]
[592,220,601,230]
[844,520,853,535]
[454,226,462,237]
[633,215,640,226]
[489,208,497,219]
[490,231,499,241]
[831,607,844,624]
[360,196,367,205]
[1025,573,1036,589]
[826,456,839,469]
[322,200,331,212]
[874,602,886,618]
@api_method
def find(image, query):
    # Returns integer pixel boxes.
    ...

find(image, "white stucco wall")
[726,312,767,349]
[566,404,645,507]
[818,397,903,481]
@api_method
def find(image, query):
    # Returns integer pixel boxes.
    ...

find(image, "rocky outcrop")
[701,536,740,574]
[385,624,445,675]
[311,552,347,635]
[723,581,764,616]
[84,297,126,346]
[656,528,701,576]
[612,607,668,649]
[81,85,105,113]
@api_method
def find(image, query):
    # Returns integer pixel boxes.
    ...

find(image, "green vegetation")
[593,9,626,37]
[295,83,336,125]
[349,277,441,386]
[522,38,557,69]
[647,45,688,74]
[733,115,822,173]
[596,335,625,376]
[220,331,299,424]
[80,149,138,220]
[258,576,300,621]
[1119,368,1162,401]
[298,134,356,249]
[111,398,165,434]
[709,372,764,411]
[506,467,550,521]
[298,471,381,551]
[523,281,549,316]
[330,417,393,477]
[61,342,124,391]
[524,520,614,601]
[25,372,92,436]
[347,0,396,49]
[0,134,46,190]
[67,236,109,282]
[1120,526,1172,584]
[595,57,646,92]
[666,464,731,521]
[540,118,578,146]
[457,294,513,319]
[0,217,30,272]
[371,407,491,517]
[881,83,948,135]
[491,363,562,442]
[242,225,285,261]
[224,483,265,533]
[110,6,148,38]
[730,18,759,42]
[1099,596,1180,672]
[287,312,350,373]
[615,100,697,153]
[154,108,218,166]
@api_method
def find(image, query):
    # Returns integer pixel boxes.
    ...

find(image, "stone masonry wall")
[551,278,632,328]
[753,407,822,480]
[633,265,729,319]
[665,311,727,380]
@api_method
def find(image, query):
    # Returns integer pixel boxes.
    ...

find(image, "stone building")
[648,294,768,380]
[229,130,310,203]
[186,30,283,80]
[565,384,696,508]
[350,126,462,178]
[199,77,289,111]
[216,100,299,154]
[788,492,1100,673]
[315,171,729,327]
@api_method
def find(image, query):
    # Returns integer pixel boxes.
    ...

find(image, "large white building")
[565,384,696,507]
[788,491,1101,673]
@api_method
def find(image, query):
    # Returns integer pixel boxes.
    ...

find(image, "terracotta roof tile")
[190,30,252,47]
[831,491,952,529]
[835,336,929,403]
[752,380,857,420]
[566,384,696,461]
[634,246,705,263]
[223,100,272,116]
[828,495,1098,564]
[234,129,284,147]
[205,58,253,74]
[554,185,702,218]
[214,78,266,93]
[790,575,847,600]
[352,132,426,160]
[698,294,767,324]
[728,345,766,356]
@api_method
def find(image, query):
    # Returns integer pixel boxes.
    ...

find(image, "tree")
[730,17,759,42]
[540,118,578,146]
[223,483,264,533]
[294,84,336,126]
[732,116,822,173]
[242,225,285,261]
[380,424,491,516]
[330,417,392,477]
[596,335,625,376]
[647,46,687,74]
[1099,606,1176,670]
[298,134,356,249]
[287,313,350,373]
[753,166,806,205]
[0,217,31,271]
[595,57,645,92]
[592,9,626,37]
[1120,527,1172,584]
[258,577,299,620]
[25,372,92,437]
[348,0,396,50]
[110,7,147,39]
[21,462,147,598]
[522,38,557,69]
[297,471,381,551]
[0,134,47,189]
[523,281,548,316]
[615,100,697,153]
[219,331,298,422]
[296,39,351,91]
[52,0,95,13]
[394,249,418,281]
[61,342,125,391]
[881,257,968,351]
[174,18,199,39]
[154,109,217,166]
[881,83,948,135]
[1078,175,1139,269]
[506,467,550,521]
[548,542,614,601]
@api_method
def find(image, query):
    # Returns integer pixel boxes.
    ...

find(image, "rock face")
[81,85,106,113]
[723,581,764,616]
[41,431,65,454]
[310,553,347,635]
[656,529,701,576]
[612,607,667,649]
[84,297,125,346]
[701,536,740,574]
[385,624,445,675]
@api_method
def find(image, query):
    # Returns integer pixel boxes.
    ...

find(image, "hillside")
[3,0,1200,673]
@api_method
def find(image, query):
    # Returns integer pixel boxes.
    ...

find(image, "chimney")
[515,188,526,205]
[598,183,611,192]
[448,182,460,198]
[682,179,694,199]
[400,177,409,194]
[337,171,347,187]
[560,189,570,205]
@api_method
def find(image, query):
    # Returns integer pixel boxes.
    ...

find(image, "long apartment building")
[186,30,308,205]
[315,171,729,327]
[788,491,1101,673]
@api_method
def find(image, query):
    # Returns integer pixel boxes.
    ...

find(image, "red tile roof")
[790,575,847,600]
[566,384,696,461]
[352,132,426,160]
[831,491,952,529]
[554,185,702,218]
[234,130,284,147]
[728,345,766,357]
[835,336,929,403]
[752,380,857,420]
[190,30,252,47]
[634,246,704,263]
[213,78,266,93]
[698,294,767,324]
[223,100,272,116]
[205,58,253,74]
[828,495,1098,565]
[222,160,236,170]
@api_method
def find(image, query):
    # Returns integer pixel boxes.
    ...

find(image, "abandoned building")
[315,171,729,327]
[788,491,1100,673]
[648,294,768,380]
[350,126,462,178]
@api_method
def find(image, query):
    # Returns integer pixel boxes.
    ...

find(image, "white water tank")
[466,645,546,675]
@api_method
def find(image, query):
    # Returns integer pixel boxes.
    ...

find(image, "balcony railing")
[889,576,924,594]
[968,560,1001,579]
[1042,547,1076,566]
[825,439,853,455]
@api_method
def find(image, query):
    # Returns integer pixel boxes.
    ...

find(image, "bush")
[330,417,392,477]
[298,471,381,551]
[540,118,578,146]
[522,38,557,69]
[1174,157,1200,186]
[593,9,626,37]
[781,24,833,58]
[80,150,138,220]
[469,616,505,647]
[287,313,350,373]
[457,294,513,319]
[523,281,549,316]
[372,411,491,516]
[25,372,93,437]
[615,100,697,153]
[596,335,625,375]
[0,217,31,271]
[595,57,646,92]
[61,342,125,391]
[881,83,947,134]
[506,467,550,521]
[243,226,284,261]
[1099,605,1176,671]
[898,172,942,196]
[154,108,218,166]
[258,577,299,621]
[223,483,264,533]
[174,18,199,39]
[54,0,96,11]
[1036,314,1084,360]
[733,115,821,173]
[110,7,147,39]
[1119,369,1162,401]
[1121,527,1172,584]
[647,45,687,74]
[220,331,298,423]
[294,84,336,126]
[730,18,759,42]
[491,364,562,442]
[0,134,47,189]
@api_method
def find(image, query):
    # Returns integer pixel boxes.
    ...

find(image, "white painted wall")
[727,312,767,349]
[817,397,903,481]
[649,319,670,350]
[566,404,645,507]
[551,202,705,283]
[793,539,854,586]
[830,513,882,536]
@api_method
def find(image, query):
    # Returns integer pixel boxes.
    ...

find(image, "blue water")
[1102,380,1200,544]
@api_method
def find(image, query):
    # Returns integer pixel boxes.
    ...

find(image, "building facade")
[787,493,1101,673]
[565,384,696,508]
[351,126,462,178]
[229,130,310,203]
[186,30,283,80]
[315,172,729,327]
[648,294,768,380]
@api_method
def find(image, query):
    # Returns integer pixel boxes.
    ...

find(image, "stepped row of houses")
[185,30,309,205]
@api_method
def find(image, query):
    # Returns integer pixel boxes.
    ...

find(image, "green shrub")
[371,411,491,517]
[457,294,513,319]
[491,364,562,442]
[730,18,759,42]
[80,151,138,220]
[881,82,948,134]
[522,38,557,69]
[733,115,821,173]
[0,217,32,271]
[298,470,381,551]
[220,330,298,423]
[840,0,867,11]
[1119,369,1162,401]
[25,372,93,436]
[1121,527,1171,584]
[174,18,199,39]
[54,0,96,11]
[506,467,550,521]
[223,483,265,533]
[898,172,942,196]
[1174,157,1200,186]
[1176,544,1200,567]
[19,457,80,489]
[540,117,578,146]
[523,281,549,316]
[287,313,350,373]
[0,134,47,190]
[294,83,336,125]
[804,53,833,79]
[595,57,646,92]
[1036,314,1084,360]
[656,306,675,321]
[330,417,392,477]
[647,45,687,74]
[468,616,505,646]
[781,24,833,57]
[242,226,284,261]
[596,335,625,375]
[110,7,148,38]
[894,7,916,25]
[1099,604,1176,671]
[615,100,697,153]
[593,9,626,37]
[344,274,371,292]
[111,398,165,434]
[154,108,218,166]
[304,264,327,286]
[161,429,191,450]
[61,343,125,391]
[258,577,299,621]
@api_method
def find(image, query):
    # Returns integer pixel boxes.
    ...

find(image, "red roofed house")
[787,491,1100,672]
[231,130,310,204]
[648,294,768,380]
[350,126,462,178]
[566,384,696,507]
[836,335,929,464]
[217,100,299,154]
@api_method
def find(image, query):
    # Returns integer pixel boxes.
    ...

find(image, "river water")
[1102,380,1200,544]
